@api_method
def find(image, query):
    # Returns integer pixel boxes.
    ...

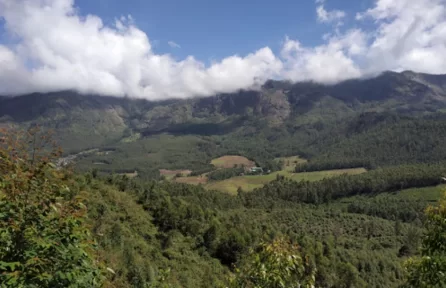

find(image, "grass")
[340,184,446,204]
[160,169,192,180]
[176,176,207,185]
[160,169,192,176]
[205,168,367,195]
[211,155,255,169]
[390,185,446,201]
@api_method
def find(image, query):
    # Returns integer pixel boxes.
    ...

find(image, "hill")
[2,70,446,176]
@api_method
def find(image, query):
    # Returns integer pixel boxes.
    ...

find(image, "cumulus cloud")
[167,41,181,49]
[0,0,281,99]
[360,0,446,75]
[281,30,365,83]
[0,0,446,99]
[316,2,346,25]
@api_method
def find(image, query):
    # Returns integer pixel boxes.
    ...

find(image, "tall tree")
[230,237,316,288]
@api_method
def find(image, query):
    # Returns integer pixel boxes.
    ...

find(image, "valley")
[1,71,446,287]
[173,154,366,194]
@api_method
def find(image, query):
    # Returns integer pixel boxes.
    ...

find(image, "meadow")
[211,155,255,168]
[339,184,446,205]
[204,167,367,194]
[174,154,366,194]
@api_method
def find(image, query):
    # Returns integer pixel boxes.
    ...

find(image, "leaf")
[0,261,21,271]
[106,267,116,274]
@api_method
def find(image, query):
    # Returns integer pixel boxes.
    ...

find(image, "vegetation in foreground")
[0,128,103,287]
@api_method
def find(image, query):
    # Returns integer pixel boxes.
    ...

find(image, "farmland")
[340,184,446,205]
[173,154,366,194]
[204,167,367,194]
[160,169,192,180]
[210,155,255,168]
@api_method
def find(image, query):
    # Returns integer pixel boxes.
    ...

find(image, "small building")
[249,167,263,174]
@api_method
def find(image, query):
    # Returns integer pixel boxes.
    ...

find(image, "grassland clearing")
[205,167,367,194]
[211,155,255,169]
[175,175,207,185]
[160,169,192,180]
[340,184,446,205]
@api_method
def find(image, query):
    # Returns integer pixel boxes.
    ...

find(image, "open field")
[204,167,367,194]
[175,175,207,185]
[160,169,192,180]
[211,155,255,169]
[340,184,446,204]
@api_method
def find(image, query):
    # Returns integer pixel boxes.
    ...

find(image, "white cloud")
[168,41,181,49]
[0,0,446,99]
[281,31,364,84]
[360,0,446,75]
[0,0,282,99]
[316,4,346,25]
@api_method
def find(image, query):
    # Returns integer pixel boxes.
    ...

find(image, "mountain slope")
[2,71,446,171]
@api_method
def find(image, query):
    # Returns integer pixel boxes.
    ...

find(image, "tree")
[0,127,103,287]
[403,193,446,287]
[230,237,316,288]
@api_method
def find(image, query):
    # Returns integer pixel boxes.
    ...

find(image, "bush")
[0,127,103,287]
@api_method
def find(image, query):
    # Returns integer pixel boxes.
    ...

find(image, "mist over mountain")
[1,70,446,158]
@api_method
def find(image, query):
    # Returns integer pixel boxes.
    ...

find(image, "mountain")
[2,71,446,172]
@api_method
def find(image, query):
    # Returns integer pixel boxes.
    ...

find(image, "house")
[249,167,263,174]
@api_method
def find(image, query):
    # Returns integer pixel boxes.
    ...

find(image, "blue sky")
[74,0,373,62]
[0,0,445,99]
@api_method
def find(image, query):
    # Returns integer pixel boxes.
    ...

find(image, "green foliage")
[99,176,421,287]
[0,127,103,287]
[347,196,426,223]
[208,167,245,181]
[404,194,446,287]
[248,163,446,205]
[295,159,370,173]
[230,237,316,288]
[85,176,229,287]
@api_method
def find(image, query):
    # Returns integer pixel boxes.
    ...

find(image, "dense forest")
[0,128,445,287]
[248,163,446,205]
[64,111,446,178]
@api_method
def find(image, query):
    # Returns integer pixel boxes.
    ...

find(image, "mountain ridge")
[2,70,446,156]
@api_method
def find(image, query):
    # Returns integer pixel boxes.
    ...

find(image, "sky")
[0,0,445,99]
